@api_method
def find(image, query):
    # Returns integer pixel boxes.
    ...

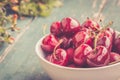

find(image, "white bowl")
[35,36,120,80]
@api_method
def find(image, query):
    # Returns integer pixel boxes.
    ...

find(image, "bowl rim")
[35,35,120,71]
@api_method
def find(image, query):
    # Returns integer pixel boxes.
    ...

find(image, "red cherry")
[110,52,120,63]
[85,37,94,48]
[104,30,113,42]
[113,31,120,39]
[50,48,69,66]
[50,21,63,37]
[46,54,52,61]
[97,36,111,51]
[41,34,58,53]
[82,19,100,31]
[61,17,81,37]
[113,35,120,54]
[74,44,92,67]
[86,46,110,67]
[96,29,113,52]
[66,48,74,64]
[73,31,92,48]
[60,36,73,49]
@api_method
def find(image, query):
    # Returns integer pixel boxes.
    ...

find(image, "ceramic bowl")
[35,36,120,80]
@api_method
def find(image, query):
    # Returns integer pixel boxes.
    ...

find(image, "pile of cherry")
[41,17,120,68]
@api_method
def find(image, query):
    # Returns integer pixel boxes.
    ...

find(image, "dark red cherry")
[110,52,120,63]
[50,21,63,37]
[41,34,58,53]
[113,31,120,39]
[86,46,110,67]
[61,17,81,37]
[82,19,100,31]
[60,37,73,49]
[97,29,113,52]
[73,31,90,48]
[85,37,94,48]
[66,48,74,64]
[104,30,113,42]
[74,44,92,66]
[97,36,111,51]
[46,54,52,61]
[50,48,68,66]
[113,35,120,54]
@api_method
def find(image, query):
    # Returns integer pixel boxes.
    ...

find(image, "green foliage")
[0,0,62,43]
[18,0,62,17]
[0,8,19,43]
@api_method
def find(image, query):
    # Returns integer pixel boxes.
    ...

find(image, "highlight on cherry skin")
[40,17,120,68]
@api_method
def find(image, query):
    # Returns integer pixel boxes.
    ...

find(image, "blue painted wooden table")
[0,0,120,80]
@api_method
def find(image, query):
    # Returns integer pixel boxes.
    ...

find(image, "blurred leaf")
[11,6,19,12]
[38,3,51,17]
[52,0,63,7]
[4,36,15,44]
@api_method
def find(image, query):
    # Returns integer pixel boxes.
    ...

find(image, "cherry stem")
[100,21,113,32]
[53,39,63,59]
[93,21,113,51]
[93,33,98,51]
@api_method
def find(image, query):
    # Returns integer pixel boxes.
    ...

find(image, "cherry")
[50,21,63,37]
[113,31,120,39]
[112,35,120,54]
[97,36,111,51]
[74,44,92,67]
[85,37,94,48]
[50,48,69,66]
[60,36,73,49]
[86,46,110,67]
[82,18,100,31]
[73,31,90,48]
[46,54,52,61]
[66,48,74,64]
[61,17,81,37]
[41,34,58,53]
[96,27,113,52]
[110,52,120,63]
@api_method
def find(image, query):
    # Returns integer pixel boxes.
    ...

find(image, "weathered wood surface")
[0,0,120,80]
